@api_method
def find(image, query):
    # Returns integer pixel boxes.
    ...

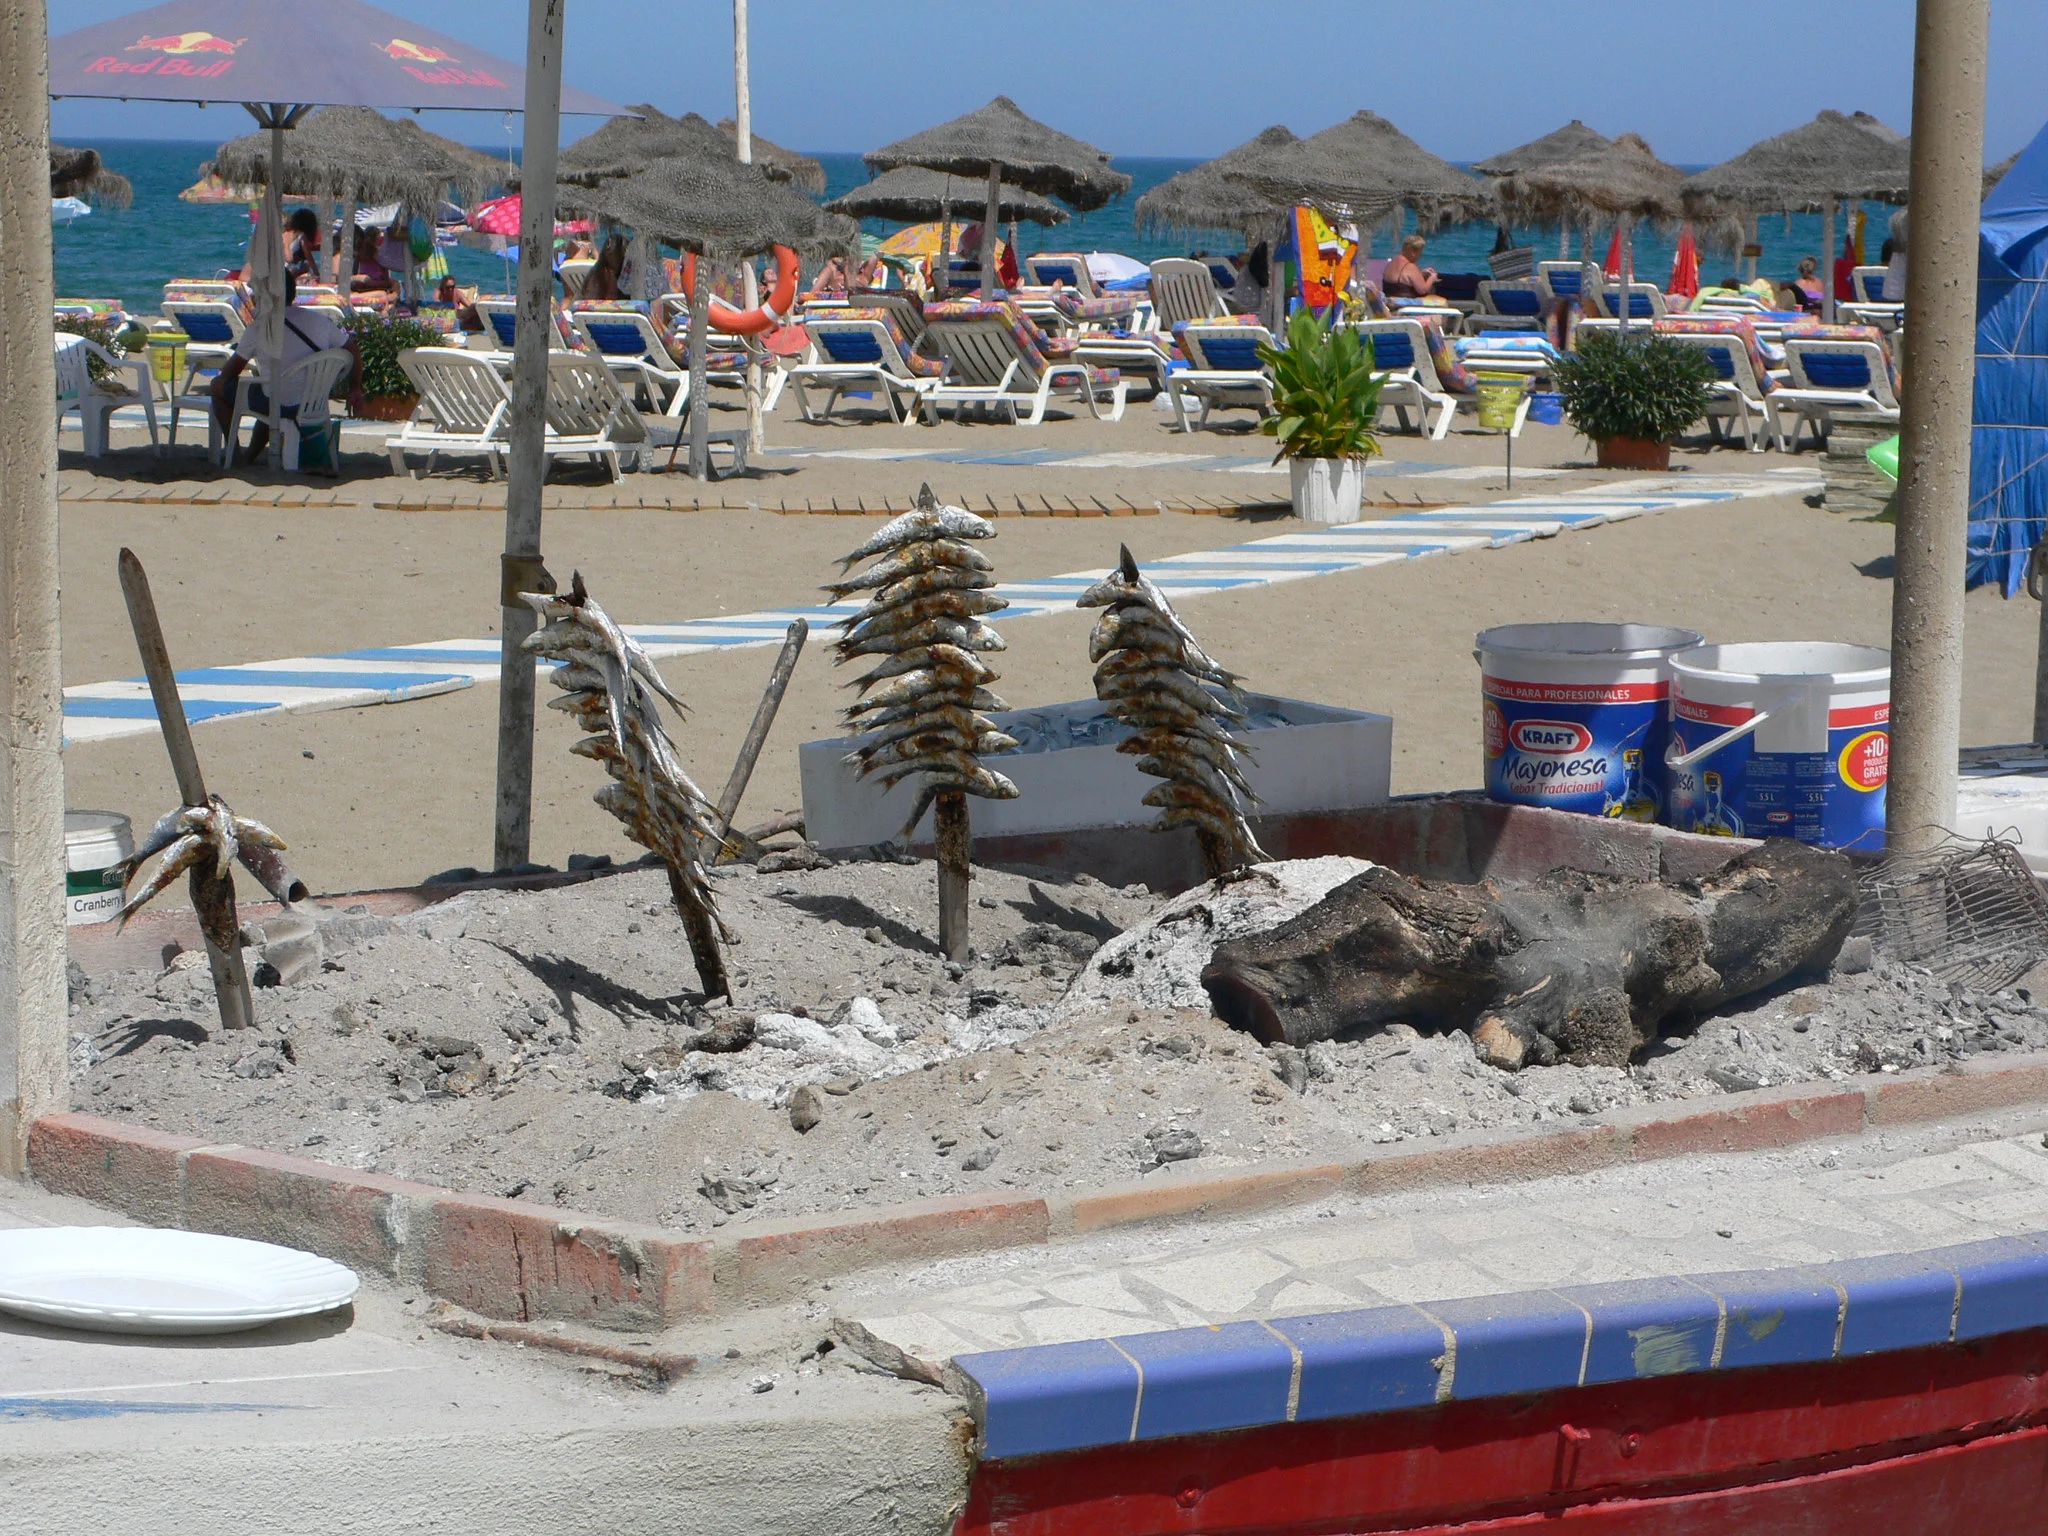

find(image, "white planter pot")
[1289,456,1366,524]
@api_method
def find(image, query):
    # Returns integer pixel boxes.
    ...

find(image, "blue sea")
[56,139,1897,315]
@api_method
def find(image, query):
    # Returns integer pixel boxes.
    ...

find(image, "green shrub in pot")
[1256,310,1384,524]
[341,312,446,400]
[1552,331,1715,469]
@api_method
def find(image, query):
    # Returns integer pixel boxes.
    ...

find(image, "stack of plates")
[0,1227,359,1335]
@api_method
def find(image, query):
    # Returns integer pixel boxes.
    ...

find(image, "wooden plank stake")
[116,549,253,1031]
[712,619,807,852]
[935,789,972,962]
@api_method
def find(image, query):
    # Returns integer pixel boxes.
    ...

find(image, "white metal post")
[734,0,764,454]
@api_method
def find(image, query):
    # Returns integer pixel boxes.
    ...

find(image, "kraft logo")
[1508,719,1594,755]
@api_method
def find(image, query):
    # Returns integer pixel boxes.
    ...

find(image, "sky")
[48,0,2048,165]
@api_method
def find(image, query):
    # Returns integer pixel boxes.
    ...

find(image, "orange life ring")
[680,245,800,335]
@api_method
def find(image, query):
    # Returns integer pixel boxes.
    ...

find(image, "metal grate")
[1854,834,2048,992]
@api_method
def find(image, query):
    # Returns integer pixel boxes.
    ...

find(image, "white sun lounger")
[919,309,1127,426]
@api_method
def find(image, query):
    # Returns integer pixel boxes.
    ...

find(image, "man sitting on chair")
[211,271,363,467]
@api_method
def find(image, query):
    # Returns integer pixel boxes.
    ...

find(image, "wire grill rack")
[1854,834,2048,992]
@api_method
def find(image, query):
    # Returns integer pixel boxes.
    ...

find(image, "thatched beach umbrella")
[1472,120,1612,178]
[49,145,131,208]
[1501,133,1686,332]
[864,96,1130,296]
[559,153,855,479]
[1132,125,1298,239]
[1987,149,2021,195]
[1682,109,1912,315]
[826,166,1067,227]
[1228,110,1493,231]
[211,105,490,294]
[717,118,825,193]
[556,104,782,186]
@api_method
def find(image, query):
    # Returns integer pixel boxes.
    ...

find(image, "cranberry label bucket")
[1476,623,1703,820]
[1665,642,1890,849]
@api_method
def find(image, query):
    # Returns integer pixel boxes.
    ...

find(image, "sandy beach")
[56,400,2034,896]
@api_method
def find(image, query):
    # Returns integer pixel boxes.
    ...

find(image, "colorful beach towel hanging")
[1293,205,1355,310]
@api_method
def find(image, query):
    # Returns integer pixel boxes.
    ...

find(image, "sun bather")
[1382,234,1439,298]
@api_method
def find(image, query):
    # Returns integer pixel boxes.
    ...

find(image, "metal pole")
[686,274,711,479]
[982,161,1001,298]
[1887,0,1990,854]
[336,194,356,297]
[733,0,765,455]
[1821,200,1837,324]
[262,110,287,465]
[0,0,67,1173]
[1618,215,1634,339]
[494,0,565,872]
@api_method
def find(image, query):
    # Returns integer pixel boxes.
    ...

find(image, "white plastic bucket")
[65,810,133,926]
[1665,642,1890,849]
[1476,623,1703,820]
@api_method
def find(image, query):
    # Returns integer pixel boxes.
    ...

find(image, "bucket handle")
[1664,688,1795,770]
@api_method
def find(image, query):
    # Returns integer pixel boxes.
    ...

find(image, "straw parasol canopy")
[209,104,488,213]
[1987,149,2022,195]
[826,166,1067,226]
[554,104,777,187]
[1472,120,1612,178]
[1499,132,1687,227]
[1132,125,1298,237]
[49,144,131,207]
[1227,110,1492,228]
[1682,109,1912,215]
[717,118,825,194]
[862,96,1130,211]
[556,151,856,262]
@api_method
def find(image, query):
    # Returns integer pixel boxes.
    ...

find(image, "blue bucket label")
[1483,675,1667,820]
[1667,698,1888,848]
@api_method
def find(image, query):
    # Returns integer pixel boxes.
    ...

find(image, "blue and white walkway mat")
[63,472,1817,746]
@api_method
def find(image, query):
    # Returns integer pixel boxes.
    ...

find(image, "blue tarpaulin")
[1972,119,2048,594]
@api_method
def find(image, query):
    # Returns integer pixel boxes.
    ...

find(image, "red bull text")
[87,31,241,76]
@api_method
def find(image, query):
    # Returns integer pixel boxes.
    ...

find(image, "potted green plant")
[1552,330,1715,470]
[1257,309,1384,524]
[341,312,447,422]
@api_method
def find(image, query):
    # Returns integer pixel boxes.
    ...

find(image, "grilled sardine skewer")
[830,485,1019,961]
[1082,545,1266,877]
[522,572,731,1000]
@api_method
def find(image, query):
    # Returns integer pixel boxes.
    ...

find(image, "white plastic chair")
[1168,321,1276,433]
[1351,318,1463,441]
[1071,332,1172,398]
[216,347,353,473]
[161,300,245,376]
[539,353,635,481]
[918,311,1127,426]
[1590,283,1668,323]
[787,316,940,424]
[389,348,513,477]
[55,333,160,457]
[1148,259,1225,331]
[1471,279,1547,331]
[1020,252,1100,296]
[1772,337,1900,450]
[567,308,690,415]
[1656,330,1784,453]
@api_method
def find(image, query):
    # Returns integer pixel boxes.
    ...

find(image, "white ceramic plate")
[0,1227,359,1334]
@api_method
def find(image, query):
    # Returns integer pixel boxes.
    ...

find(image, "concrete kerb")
[29,1051,2048,1332]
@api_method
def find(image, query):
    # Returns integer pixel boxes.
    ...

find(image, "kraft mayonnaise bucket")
[65,810,133,926]
[1476,623,1703,820]
[1664,642,1890,849]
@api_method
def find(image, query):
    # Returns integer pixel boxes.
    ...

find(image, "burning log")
[522,574,732,999]
[828,485,1019,960]
[1080,545,1265,878]
[1201,839,1858,1069]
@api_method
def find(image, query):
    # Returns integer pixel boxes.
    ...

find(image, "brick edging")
[30,1052,2048,1333]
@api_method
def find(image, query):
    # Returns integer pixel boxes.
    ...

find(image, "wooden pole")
[494,0,565,871]
[733,0,765,455]
[713,619,806,840]
[1821,201,1837,324]
[1887,0,1990,853]
[982,161,1002,297]
[336,195,356,296]
[116,551,253,1032]
[934,789,971,962]
[667,864,730,1001]
[0,0,69,1171]
[686,271,711,480]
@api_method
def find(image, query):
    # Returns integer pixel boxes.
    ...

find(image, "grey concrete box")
[800,694,1393,851]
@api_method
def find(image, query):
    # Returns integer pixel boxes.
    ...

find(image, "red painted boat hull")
[958,1331,2048,1536]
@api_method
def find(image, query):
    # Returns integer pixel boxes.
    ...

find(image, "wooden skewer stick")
[116,548,254,1032]
[712,619,807,857]
[934,789,972,963]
